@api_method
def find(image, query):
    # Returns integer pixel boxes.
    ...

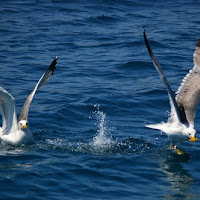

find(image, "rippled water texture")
[0,1,200,199]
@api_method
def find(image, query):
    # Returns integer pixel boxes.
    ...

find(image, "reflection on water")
[157,149,195,200]
[0,142,29,156]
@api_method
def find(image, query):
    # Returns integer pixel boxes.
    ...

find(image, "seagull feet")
[189,137,199,143]
[170,143,184,155]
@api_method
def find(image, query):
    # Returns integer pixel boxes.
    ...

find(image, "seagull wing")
[0,87,18,134]
[176,40,200,126]
[19,56,58,121]
[143,28,182,123]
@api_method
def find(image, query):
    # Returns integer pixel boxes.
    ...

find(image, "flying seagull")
[0,56,58,146]
[143,29,199,145]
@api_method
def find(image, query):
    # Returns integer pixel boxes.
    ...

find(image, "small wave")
[118,60,150,70]
[88,15,118,24]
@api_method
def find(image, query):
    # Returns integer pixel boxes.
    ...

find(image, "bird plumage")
[143,28,199,142]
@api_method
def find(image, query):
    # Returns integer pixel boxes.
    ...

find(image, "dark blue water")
[0,1,200,199]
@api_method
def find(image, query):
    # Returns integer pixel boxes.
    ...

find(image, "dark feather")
[143,28,186,124]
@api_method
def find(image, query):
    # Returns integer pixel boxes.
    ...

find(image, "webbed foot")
[189,137,199,143]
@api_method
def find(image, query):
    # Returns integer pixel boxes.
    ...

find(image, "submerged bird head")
[18,120,28,130]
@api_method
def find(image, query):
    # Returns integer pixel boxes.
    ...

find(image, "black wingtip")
[143,27,146,37]
[143,28,152,56]
[49,56,58,75]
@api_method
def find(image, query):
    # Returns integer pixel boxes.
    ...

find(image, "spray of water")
[92,105,113,148]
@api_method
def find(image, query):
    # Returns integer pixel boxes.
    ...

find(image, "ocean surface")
[0,0,200,199]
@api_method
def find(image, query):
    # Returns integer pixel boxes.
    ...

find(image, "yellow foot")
[189,137,199,143]
[170,143,184,155]
[175,148,184,155]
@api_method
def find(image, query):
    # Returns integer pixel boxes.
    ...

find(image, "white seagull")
[0,56,58,146]
[143,29,199,147]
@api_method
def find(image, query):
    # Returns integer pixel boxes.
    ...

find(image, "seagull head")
[186,127,199,143]
[18,120,28,130]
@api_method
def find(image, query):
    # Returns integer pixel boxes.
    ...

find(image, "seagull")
[143,29,199,148]
[0,56,58,146]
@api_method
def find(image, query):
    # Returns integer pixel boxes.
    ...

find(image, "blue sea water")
[0,0,200,199]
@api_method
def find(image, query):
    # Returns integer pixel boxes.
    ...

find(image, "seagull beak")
[189,136,199,143]
[22,124,28,130]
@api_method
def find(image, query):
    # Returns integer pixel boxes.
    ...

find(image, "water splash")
[91,105,113,148]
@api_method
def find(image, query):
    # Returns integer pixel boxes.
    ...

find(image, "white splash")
[92,105,113,147]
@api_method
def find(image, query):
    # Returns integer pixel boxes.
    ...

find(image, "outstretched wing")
[19,56,58,121]
[176,39,200,126]
[143,28,183,123]
[0,87,18,134]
